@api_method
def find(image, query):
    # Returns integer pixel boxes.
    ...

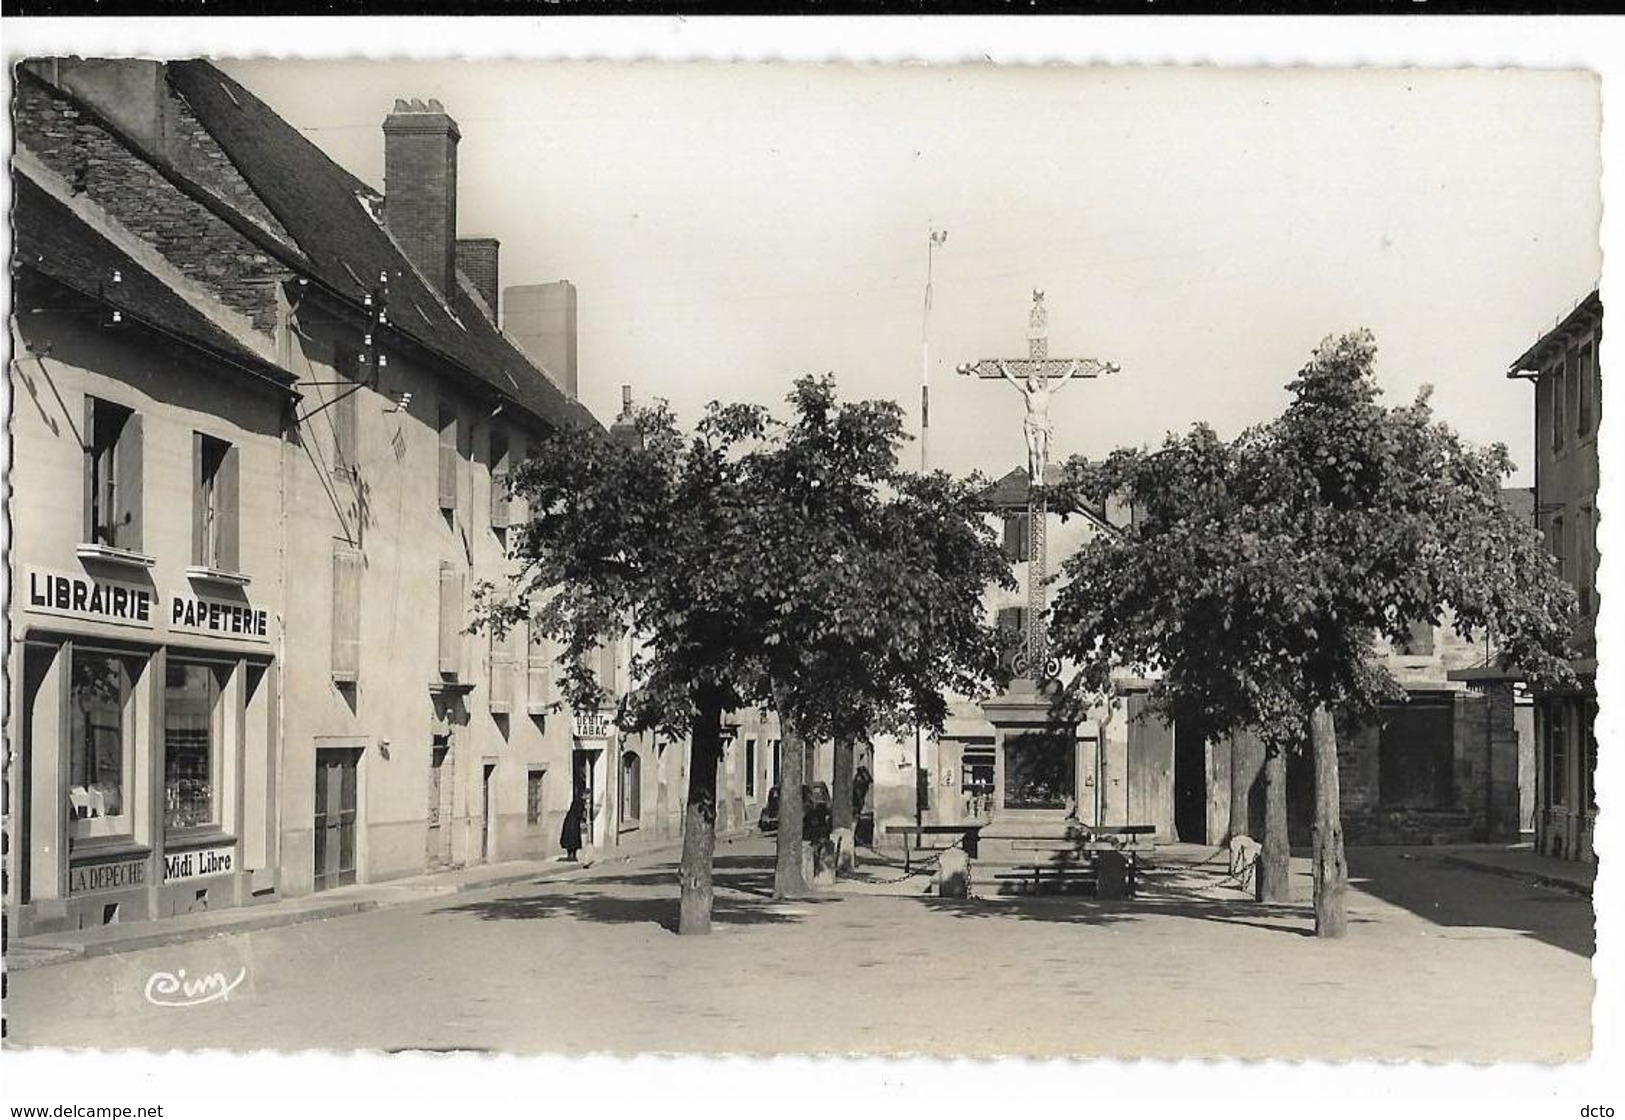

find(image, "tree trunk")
[774,707,810,899]
[1228,731,1262,843]
[1310,704,1349,938]
[1257,742,1292,902]
[678,690,723,935]
[831,736,855,833]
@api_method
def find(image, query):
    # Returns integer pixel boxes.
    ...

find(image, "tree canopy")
[477,373,1013,923]
[1047,329,1576,936]
[1050,328,1576,743]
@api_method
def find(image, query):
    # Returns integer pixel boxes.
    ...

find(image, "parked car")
[758,782,833,842]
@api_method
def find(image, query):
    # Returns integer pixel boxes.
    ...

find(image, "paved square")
[6,838,1592,1060]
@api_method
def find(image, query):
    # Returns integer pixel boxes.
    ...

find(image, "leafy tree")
[733,377,1013,892]
[1049,330,1575,937]
[476,398,772,935]
[478,376,1011,925]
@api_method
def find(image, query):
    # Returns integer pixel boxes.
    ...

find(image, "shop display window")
[164,661,222,832]
[69,650,135,839]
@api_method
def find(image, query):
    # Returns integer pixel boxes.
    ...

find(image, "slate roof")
[163,60,599,434]
[12,172,296,391]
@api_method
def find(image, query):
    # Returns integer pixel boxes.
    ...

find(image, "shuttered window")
[598,637,618,696]
[438,403,458,512]
[438,562,464,678]
[489,427,511,530]
[1578,340,1596,437]
[489,626,516,714]
[1551,360,1567,452]
[526,621,552,714]
[332,545,363,682]
[84,397,143,552]
[193,434,240,571]
[331,348,359,477]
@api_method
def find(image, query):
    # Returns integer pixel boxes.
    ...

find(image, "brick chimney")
[383,98,459,295]
[455,237,500,319]
[503,281,578,399]
[609,386,642,449]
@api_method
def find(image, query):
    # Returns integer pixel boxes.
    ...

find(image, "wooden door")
[1125,694,1176,840]
[314,748,360,891]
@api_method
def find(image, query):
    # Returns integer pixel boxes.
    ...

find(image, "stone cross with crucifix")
[958,291,1119,680]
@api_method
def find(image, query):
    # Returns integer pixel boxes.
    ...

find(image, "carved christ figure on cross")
[995,358,1080,482]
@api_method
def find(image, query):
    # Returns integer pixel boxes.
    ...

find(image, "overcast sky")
[216,60,1600,485]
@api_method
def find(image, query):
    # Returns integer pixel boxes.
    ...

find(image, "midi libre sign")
[163,845,235,883]
[26,569,270,643]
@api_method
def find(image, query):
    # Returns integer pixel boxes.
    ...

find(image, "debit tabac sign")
[572,708,615,740]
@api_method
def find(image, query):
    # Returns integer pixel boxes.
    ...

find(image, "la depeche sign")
[70,856,149,895]
[163,845,235,883]
[26,568,269,643]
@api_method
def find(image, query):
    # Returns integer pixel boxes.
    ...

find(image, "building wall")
[274,294,589,894]
[7,306,288,935]
[1526,297,1600,862]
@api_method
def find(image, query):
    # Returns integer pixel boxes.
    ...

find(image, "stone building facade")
[6,59,762,938]
[1509,291,1601,863]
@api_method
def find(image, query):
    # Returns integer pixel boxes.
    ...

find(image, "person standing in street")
[561,792,585,861]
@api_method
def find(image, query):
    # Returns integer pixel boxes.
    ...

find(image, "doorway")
[479,762,496,862]
[426,741,450,870]
[1173,721,1209,844]
[572,748,601,848]
[314,747,361,891]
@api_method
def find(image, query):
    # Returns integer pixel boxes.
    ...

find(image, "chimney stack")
[383,98,460,295]
[456,237,500,319]
[609,386,641,449]
[503,281,578,399]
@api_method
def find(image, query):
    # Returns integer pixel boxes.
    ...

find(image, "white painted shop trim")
[184,564,252,588]
[75,542,158,569]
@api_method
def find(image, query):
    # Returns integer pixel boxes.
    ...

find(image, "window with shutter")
[489,428,511,530]
[526,621,552,715]
[194,434,239,570]
[1551,361,1567,452]
[331,349,359,477]
[1578,340,1596,437]
[489,627,515,713]
[332,545,363,682]
[85,397,143,552]
[438,562,464,677]
[599,637,618,697]
[438,403,459,512]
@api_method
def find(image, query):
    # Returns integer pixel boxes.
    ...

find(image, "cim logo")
[144,967,248,1007]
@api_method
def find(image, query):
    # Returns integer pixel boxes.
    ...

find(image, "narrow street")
[7,837,1593,1061]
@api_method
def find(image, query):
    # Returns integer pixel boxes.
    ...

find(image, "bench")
[996,844,1145,898]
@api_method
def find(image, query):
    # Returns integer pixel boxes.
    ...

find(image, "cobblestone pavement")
[5,837,1593,1061]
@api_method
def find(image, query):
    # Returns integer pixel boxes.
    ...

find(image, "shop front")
[11,570,278,936]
